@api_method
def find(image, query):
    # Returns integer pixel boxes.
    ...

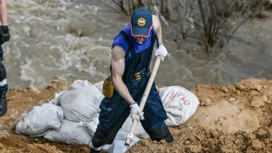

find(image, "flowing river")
[4,0,272,89]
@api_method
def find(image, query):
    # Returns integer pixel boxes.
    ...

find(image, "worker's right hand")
[130,102,144,120]
[0,26,10,44]
[155,43,168,61]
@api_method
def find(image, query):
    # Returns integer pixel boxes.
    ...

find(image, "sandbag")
[44,119,92,145]
[159,86,200,126]
[15,103,63,137]
[94,81,103,93]
[59,80,103,122]
[83,114,99,137]
[49,90,65,105]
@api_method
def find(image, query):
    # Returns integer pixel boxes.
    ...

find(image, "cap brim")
[131,26,151,37]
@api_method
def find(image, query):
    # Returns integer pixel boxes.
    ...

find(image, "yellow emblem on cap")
[137,18,146,27]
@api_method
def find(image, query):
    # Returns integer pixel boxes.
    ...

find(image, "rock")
[251,96,265,107]
[251,139,265,151]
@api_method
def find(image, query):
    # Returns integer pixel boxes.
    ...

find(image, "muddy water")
[4,0,272,89]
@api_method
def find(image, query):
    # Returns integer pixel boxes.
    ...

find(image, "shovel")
[123,56,161,152]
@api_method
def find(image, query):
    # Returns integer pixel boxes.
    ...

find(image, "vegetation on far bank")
[101,0,272,55]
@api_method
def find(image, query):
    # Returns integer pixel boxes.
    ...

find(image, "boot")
[0,94,7,116]
[90,148,100,153]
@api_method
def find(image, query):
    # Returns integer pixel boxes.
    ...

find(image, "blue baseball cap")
[130,8,152,37]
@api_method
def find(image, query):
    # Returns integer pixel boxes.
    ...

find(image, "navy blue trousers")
[91,72,173,148]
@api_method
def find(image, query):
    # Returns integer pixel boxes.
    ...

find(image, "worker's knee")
[146,123,174,142]
[91,125,118,148]
[91,125,107,148]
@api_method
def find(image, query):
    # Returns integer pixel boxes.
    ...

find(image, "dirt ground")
[0,77,272,153]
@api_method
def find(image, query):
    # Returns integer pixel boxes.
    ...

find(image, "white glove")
[130,102,144,120]
[155,43,168,61]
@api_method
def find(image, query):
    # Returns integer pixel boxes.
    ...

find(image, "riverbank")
[0,77,271,153]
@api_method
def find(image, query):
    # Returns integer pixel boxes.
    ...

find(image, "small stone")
[229,97,238,104]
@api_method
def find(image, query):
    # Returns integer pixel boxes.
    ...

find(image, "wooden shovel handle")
[125,57,161,146]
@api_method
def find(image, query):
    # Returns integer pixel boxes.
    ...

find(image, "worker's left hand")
[155,43,168,61]
[130,102,144,120]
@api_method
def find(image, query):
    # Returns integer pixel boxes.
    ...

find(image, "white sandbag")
[44,119,92,145]
[15,103,63,137]
[160,86,200,126]
[83,114,99,137]
[93,81,103,94]
[59,80,103,122]
[49,90,66,105]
